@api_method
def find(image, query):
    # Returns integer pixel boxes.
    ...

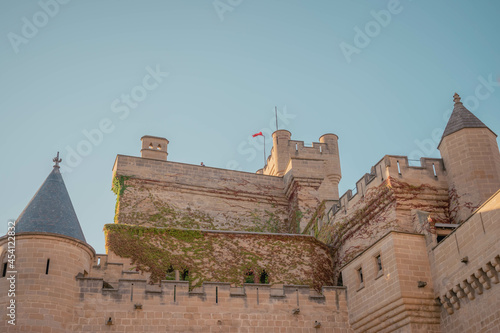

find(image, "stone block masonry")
[0,234,95,333]
[341,232,441,333]
[113,155,292,233]
[430,189,500,333]
[103,225,335,290]
[73,278,352,332]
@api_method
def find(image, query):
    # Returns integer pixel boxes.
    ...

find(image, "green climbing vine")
[104,224,334,291]
[304,176,461,284]
[113,178,294,232]
[111,174,132,222]
[245,208,289,233]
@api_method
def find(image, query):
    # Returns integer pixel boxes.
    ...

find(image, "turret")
[0,154,94,332]
[261,131,342,232]
[270,130,292,176]
[438,93,500,222]
[319,133,342,186]
[141,135,169,161]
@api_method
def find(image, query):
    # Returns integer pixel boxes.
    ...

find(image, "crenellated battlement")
[261,131,340,179]
[331,155,446,219]
[77,273,347,306]
[279,138,337,158]
[72,258,352,331]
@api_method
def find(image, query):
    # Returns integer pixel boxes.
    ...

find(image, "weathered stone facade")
[1,93,499,332]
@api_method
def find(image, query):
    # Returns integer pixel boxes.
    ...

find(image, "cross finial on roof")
[453,93,461,104]
[53,152,62,168]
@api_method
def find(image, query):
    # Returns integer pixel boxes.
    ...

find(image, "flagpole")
[275,106,278,131]
[252,131,267,167]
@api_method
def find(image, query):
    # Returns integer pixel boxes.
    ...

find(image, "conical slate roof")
[442,93,491,137]
[15,159,86,242]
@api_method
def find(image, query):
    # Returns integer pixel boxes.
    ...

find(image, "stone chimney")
[141,135,169,161]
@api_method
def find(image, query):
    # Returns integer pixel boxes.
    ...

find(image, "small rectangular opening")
[45,259,50,275]
[2,262,7,277]
[337,272,343,286]
[397,161,401,175]
[174,285,177,302]
[181,269,189,281]
[437,234,446,243]
[376,255,383,272]
[358,267,364,284]
[432,163,437,177]
[97,257,101,265]
[216,286,218,304]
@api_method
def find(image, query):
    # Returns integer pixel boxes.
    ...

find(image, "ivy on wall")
[304,177,457,282]
[111,175,131,222]
[111,175,299,233]
[104,224,333,291]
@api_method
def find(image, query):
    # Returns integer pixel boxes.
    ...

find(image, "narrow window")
[2,262,7,277]
[97,257,101,265]
[337,272,343,286]
[397,160,401,175]
[216,286,219,304]
[376,255,383,272]
[295,143,298,151]
[174,285,177,302]
[260,270,269,284]
[432,163,437,177]
[319,146,322,153]
[181,269,189,281]
[149,142,153,149]
[157,144,161,150]
[358,267,363,284]
[45,259,50,275]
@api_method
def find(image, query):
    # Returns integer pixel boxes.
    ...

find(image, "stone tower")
[261,130,342,231]
[438,93,500,222]
[0,155,94,332]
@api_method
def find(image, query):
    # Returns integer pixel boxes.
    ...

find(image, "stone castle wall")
[341,232,441,333]
[73,277,352,332]
[113,155,292,232]
[306,155,449,270]
[429,190,500,333]
[0,234,95,333]
[103,225,335,288]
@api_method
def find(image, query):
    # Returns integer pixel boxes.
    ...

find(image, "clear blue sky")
[1,0,499,253]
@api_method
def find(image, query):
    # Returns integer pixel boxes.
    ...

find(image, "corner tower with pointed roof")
[0,154,95,332]
[438,93,500,221]
[15,153,87,242]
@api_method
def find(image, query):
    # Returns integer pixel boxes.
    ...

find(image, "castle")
[1,93,500,332]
